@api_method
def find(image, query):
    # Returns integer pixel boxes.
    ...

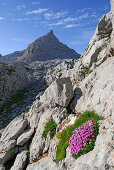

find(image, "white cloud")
[12,18,29,21]
[31,1,40,5]
[78,13,89,19]
[54,11,68,19]
[64,24,80,28]
[17,5,26,10]
[0,17,4,20]
[44,13,53,20]
[44,11,68,20]
[26,8,48,15]
[49,21,64,26]
[63,17,78,22]
[76,8,92,13]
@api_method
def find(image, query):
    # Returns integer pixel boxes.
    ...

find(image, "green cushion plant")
[42,119,57,139]
[56,110,103,162]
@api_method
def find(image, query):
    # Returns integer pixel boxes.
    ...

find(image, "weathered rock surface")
[0,64,28,106]
[26,157,58,170]
[73,57,114,118]
[0,140,16,152]
[17,128,34,146]
[0,117,28,141]
[40,77,73,107]
[108,0,114,56]
[18,30,80,63]
[10,151,27,170]
[29,106,67,162]
[0,147,18,165]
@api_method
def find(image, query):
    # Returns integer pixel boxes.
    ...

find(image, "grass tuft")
[42,119,57,139]
[87,69,92,75]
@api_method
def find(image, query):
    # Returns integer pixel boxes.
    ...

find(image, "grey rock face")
[26,157,58,170]
[0,140,16,153]
[10,151,27,170]
[0,64,28,107]
[18,30,80,63]
[108,0,114,56]
[29,105,67,162]
[0,117,28,141]
[40,77,73,107]
[17,128,34,146]
[73,57,114,119]
[0,147,18,165]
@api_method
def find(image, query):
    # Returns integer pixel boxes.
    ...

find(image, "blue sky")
[0,0,111,55]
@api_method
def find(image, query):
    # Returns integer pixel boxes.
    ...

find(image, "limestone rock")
[17,128,34,146]
[0,140,16,152]
[0,64,28,107]
[40,77,73,107]
[0,117,28,141]
[26,157,58,170]
[73,57,114,119]
[0,147,18,165]
[10,151,27,170]
[29,106,67,162]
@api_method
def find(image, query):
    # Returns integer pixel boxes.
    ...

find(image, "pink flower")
[69,120,95,156]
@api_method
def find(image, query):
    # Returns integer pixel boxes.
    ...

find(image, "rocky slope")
[18,30,80,63]
[0,63,28,107]
[45,11,113,85]
[0,51,25,64]
[0,1,114,170]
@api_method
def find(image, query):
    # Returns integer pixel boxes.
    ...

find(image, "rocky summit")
[0,1,114,170]
[18,30,80,63]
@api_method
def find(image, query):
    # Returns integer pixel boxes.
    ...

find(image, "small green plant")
[56,132,62,139]
[56,110,103,162]
[85,44,90,52]
[10,151,15,157]
[0,88,29,129]
[21,148,30,153]
[42,119,57,139]
[87,69,92,75]
[25,66,31,71]
[5,68,15,76]
[106,37,111,41]
[0,133,2,138]
[99,47,103,53]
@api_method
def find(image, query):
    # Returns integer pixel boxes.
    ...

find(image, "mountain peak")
[18,31,80,63]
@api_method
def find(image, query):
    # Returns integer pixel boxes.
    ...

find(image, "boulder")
[40,77,73,107]
[0,140,16,152]
[0,147,18,165]
[17,128,34,146]
[0,117,28,141]
[10,151,27,170]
